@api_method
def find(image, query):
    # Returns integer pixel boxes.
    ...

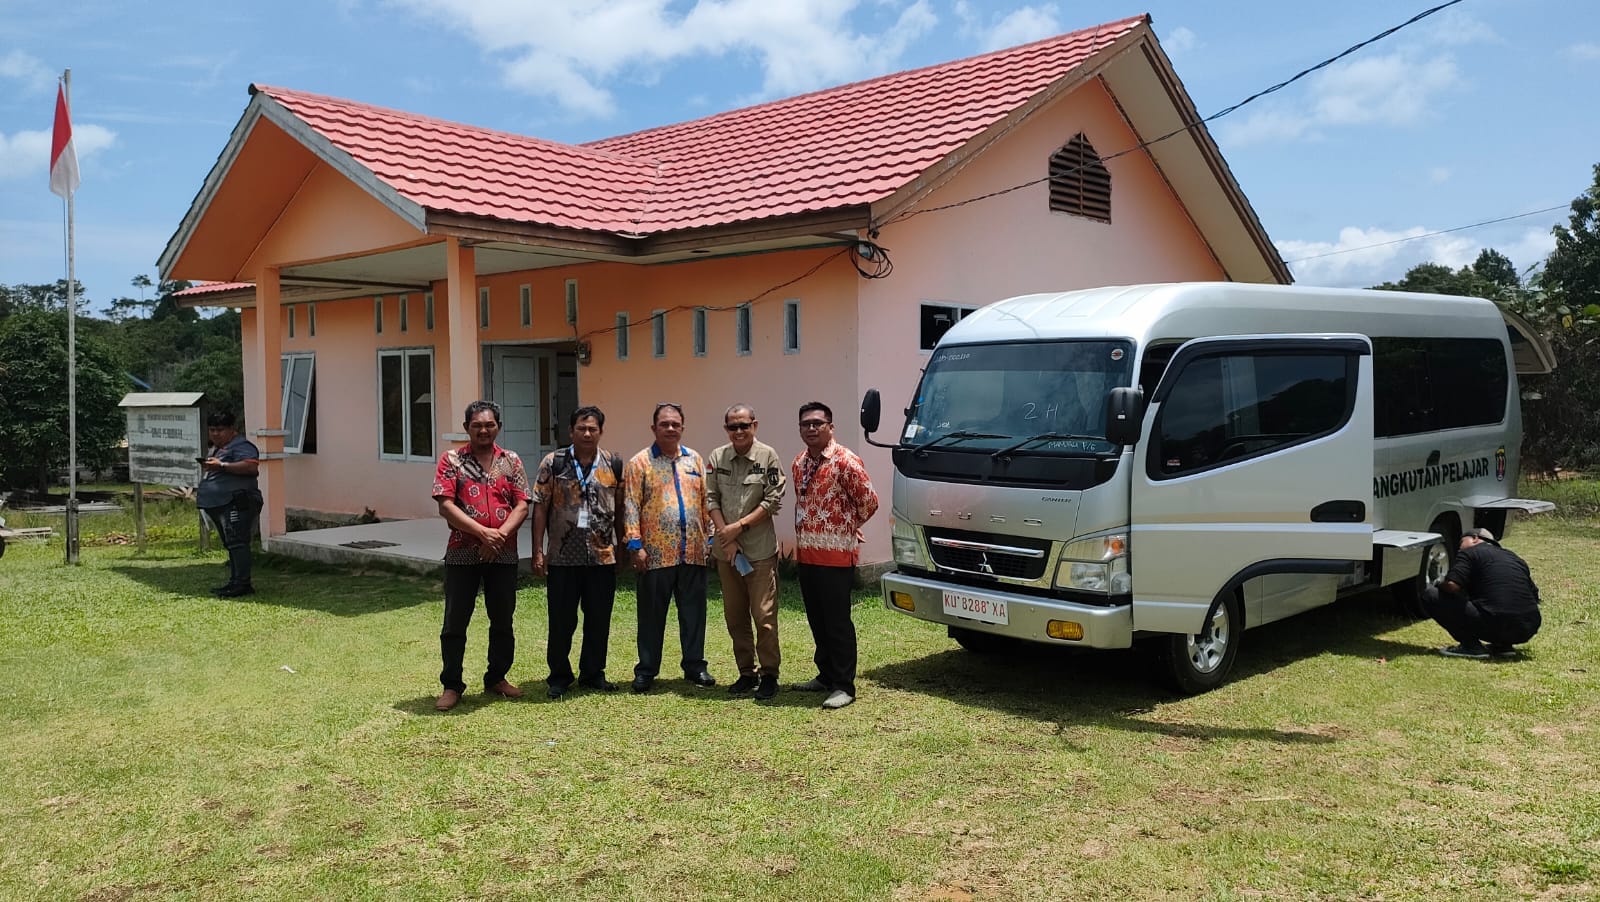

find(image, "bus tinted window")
[1373,337,1507,436]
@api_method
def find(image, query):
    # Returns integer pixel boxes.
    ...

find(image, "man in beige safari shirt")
[706,403,787,701]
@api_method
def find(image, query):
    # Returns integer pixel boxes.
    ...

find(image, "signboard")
[120,393,205,488]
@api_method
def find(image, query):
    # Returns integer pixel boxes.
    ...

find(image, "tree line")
[0,278,242,492]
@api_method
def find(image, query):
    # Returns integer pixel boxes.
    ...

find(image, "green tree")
[176,348,244,419]
[0,310,128,492]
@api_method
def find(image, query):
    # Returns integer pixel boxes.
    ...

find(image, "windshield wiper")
[990,432,1105,458]
[911,429,1007,454]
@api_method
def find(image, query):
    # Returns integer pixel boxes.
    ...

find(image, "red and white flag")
[49,82,80,198]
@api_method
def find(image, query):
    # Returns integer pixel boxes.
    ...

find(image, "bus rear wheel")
[1156,590,1242,694]
[1392,516,1458,618]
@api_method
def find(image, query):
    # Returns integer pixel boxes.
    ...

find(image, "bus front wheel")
[1156,590,1242,694]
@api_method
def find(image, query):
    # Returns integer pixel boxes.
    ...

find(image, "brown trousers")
[718,554,781,677]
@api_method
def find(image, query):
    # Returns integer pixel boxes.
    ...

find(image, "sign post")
[119,393,205,551]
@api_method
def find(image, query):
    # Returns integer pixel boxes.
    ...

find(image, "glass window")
[379,349,433,460]
[736,304,751,356]
[1373,337,1508,436]
[520,285,532,328]
[398,294,409,333]
[616,312,629,360]
[478,287,491,329]
[784,299,800,354]
[652,309,666,358]
[374,296,383,334]
[1152,351,1353,478]
[565,280,578,325]
[693,307,707,357]
[308,303,317,337]
[906,340,1134,456]
[287,306,296,339]
[280,353,316,454]
[424,292,434,331]
[920,303,975,350]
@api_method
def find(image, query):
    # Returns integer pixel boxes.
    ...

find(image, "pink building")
[161,15,1289,564]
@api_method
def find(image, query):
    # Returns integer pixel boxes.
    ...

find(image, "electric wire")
[1283,204,1568,264]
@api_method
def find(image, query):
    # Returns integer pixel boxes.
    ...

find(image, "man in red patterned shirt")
[790,401,878,710]
[431,400,531,712]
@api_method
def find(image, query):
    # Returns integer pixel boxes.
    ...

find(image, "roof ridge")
[249,83,655,167]
[584,14,1147,154]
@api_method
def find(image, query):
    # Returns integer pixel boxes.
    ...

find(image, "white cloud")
[0,124,118,182]
[1566,42,1600,62]
[1428,167,1451,184]
[954,1,1060,52]
[0,49,55,94]
[1218,52,1460,147]
[384,0,939,118]
[1426,9,1499,47]
[1162,25,1199,57]
[1278,225,1480,288]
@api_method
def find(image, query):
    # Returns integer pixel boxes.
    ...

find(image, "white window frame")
[398,294,409,333]
[652,309,667,358]
[565,280,579,325]
[616,312,630,360]
[783,298,800,354]
[377,348,434,462]
[692,307,707,357]
[520,284,532,328]
[279,352,315,454]
[478,287,491,329]
[735,303,752,356]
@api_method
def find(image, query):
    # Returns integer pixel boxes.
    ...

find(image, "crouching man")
[1426,527,1541,659]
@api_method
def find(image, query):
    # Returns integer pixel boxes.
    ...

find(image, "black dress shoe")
[685,670,717,688]
[631,676,654,693]
[727,675,759,695]
[754,675,779,700]
[579,677,619,692]
[214,583,255,598]
[547,683,569,699]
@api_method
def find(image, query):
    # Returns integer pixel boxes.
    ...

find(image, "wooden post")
[134,482,145,550]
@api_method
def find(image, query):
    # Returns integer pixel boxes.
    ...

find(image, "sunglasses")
[798,419,830,429]
[724,422,754,432]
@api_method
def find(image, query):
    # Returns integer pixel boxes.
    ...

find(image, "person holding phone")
[706,403,786,701]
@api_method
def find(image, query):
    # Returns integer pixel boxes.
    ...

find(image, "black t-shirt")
[1444,542,1540,619]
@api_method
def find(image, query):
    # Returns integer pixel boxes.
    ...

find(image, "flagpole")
[63,68,80,565]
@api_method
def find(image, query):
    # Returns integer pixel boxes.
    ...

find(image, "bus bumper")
[881,571,1134,649]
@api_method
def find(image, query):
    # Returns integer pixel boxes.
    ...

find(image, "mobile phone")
[195,457,208,463]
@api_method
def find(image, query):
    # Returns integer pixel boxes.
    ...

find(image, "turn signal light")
[890,592,916,612]
[1046,620,1084,640]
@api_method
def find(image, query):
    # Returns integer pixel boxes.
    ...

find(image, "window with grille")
[1049,134,1111,222]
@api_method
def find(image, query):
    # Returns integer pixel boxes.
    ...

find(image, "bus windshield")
[905,340,1135,456]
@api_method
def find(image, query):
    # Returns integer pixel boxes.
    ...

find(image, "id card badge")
[577,504,590,529]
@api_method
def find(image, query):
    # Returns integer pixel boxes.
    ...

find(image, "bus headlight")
[1055,534,1130,594]
[892,517,929,569]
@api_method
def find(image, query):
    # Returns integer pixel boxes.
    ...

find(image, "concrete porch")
[267,518,533,574]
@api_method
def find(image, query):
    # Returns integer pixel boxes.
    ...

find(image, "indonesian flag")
[49,82,80,198]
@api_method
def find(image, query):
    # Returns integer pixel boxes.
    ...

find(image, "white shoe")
[821,689,854,710]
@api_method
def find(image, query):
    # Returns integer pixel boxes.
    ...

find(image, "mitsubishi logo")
[978,552,995,575]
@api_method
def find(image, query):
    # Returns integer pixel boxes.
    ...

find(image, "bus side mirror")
[1105,387,1143,446]
[860,389,882,434]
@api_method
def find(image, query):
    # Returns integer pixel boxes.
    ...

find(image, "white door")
[489,346,553,463]
[1129,335,1375,636]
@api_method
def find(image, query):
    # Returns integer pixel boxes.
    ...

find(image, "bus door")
[1129,334,1374,636]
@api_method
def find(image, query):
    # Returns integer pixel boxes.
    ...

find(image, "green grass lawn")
[1,501,1597,899]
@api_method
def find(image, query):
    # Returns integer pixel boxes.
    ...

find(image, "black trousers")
[634,564,708,679]
[546,564,617,688]
[440,562,519,692]
[202,493,260,587]
[797,563,858,696]
[1422,585,1540,647]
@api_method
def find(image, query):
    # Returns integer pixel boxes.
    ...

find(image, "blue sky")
[2,0,1596,313]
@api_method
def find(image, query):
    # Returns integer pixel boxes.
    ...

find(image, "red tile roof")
[254,15,1144,236]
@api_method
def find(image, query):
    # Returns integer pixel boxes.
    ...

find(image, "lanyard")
[569,446,596,489]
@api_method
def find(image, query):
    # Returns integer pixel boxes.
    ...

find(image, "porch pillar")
[250,266,288,542]
[440,238,479,445]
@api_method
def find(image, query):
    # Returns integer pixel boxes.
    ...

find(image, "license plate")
[942,590,1009,625]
